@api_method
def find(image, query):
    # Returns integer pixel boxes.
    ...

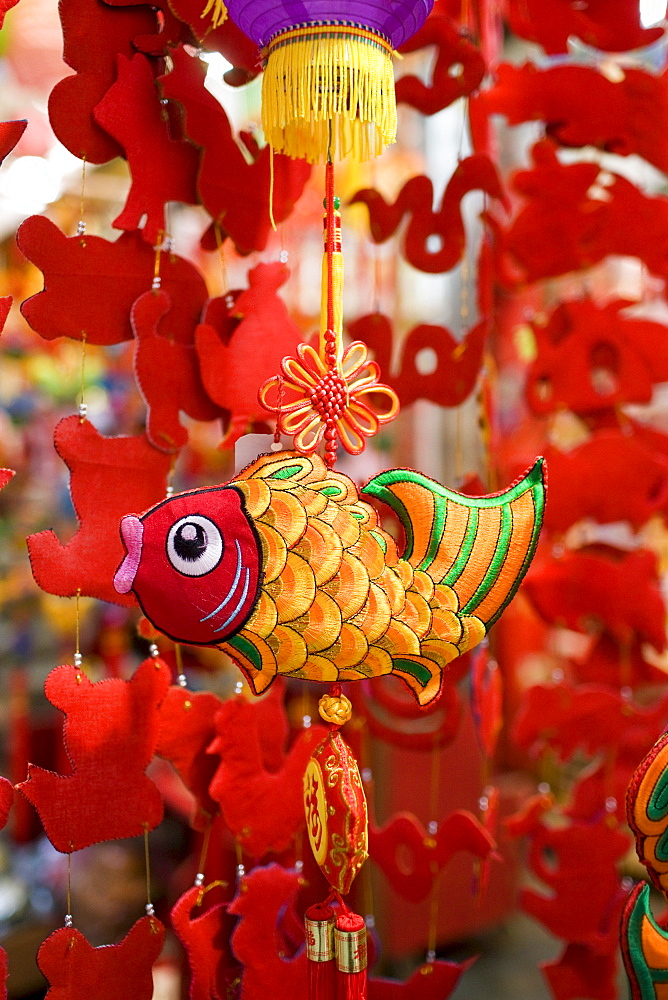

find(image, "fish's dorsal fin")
[362,459,545,628]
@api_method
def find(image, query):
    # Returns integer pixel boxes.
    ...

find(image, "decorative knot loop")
[318,692,352,726]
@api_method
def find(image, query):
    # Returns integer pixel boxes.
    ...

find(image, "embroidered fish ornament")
[114,451,545,705]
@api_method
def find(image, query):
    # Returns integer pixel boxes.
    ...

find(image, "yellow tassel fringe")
[201,0,227,29]
[262,27,397,163]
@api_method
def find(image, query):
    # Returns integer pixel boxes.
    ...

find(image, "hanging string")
[77,156,87,241]
[272,376,284,452]
[143,825,156,922]
[194,820,213,889]
[74,589,83,672]
[152,231,163,291]
[78,329,88,423]
[65,853,73,928]
[175,643,187,688]
[213,221,229,295]
[269,145,277,232]
[425,743,442,963]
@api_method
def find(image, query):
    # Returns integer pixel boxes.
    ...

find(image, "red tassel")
[305,902,336,1000]
[334,911,367,1000]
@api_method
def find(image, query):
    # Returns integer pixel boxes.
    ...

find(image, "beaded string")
[320,158,344,469]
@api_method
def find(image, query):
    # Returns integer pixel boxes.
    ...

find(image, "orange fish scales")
[339,646,393,680]
[350,581,392,643]
[372,526,400,567]
[319,501,362,548]
[472,491,536,621]
[320,622,369,668]
[393,559,413,590]
[450,505,503,609]
[428,502,470,582]
[377,619,420,658]
[267,623,307,671]
[259,490,308,548]
[420,638,461,672]
[322,552,370,618]
[411,570,434,602]
[429,606,464,646]
[307,469,358,504]
[244,590,278,638]
[349,530,386,581]
[431,583,459,613]
[293,654,339,682]
[243,452,313,485]
[293,518,343,586]
[381,480,435,567]
[378,566,406,616]
[293,591,342,652]
[401,591,432,640]
[459,615,485,652]
[234,478,271,519]
[297,485,329,517]
[391,654,442,706]
[256,521,287,583]
[266,551,316,622]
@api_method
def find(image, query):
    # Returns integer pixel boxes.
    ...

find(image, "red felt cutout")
[490,140,668,287]
[18,216,208,345]
[171,884,240,1000]
[132,290,223,453]
[0,0,19,31]
[101,0,191,56]
[525,299,668,416]
[506,0,663,54]
[369,810,497,903]
[93,53,199,246]
[542,432,668,534]
[395,16,484,116]
[228,864,307,999]
[503,792,554,839]
[0,120,26,163]
[38,916,165,1000]
[0,297,10,333]
[17,656,170,852]
[479,63,668,175]
[512,680,668,763]
[351,154,505,273]
[523,548,666,651]
[347,312,487,408]
[355,673,463,751]
[48,0,158,163]
[572,632,668,689]
[194,262,304,446]
[26,415,171,606]
[0,469,14,492]
[208,696,326,858]
[542,943,618,1000]
[167,0,260,85]
[156,685,223,831]
[159,46,310,255]
[520,818,628,949]
[368,959,474,1000]
[0,777,13,832]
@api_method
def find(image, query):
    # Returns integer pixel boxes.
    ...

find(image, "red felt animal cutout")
[0,120,26,162]
[0,297,10,333]
[0,0,20,31]
[523,548,666,652]
[470,649,502,760]
[506,0,663,53]
[395,16,485,116]
[369,810,497,903]
[18,216,208,345]
[26,415,171,606]
[490,140,668,287]
[542,943,618,1000]
[100,0,191,56]
[354,672,463,750]
[0,777,13,831]
[171,883,239,1000]
[156,686,223,831]
[158,45,310,255]
[520,817,629,950]
[228,864,307,1000]
[542,432,668,534]
[368,959,474,1000]
[167,0,260,85]
[208,695,326,858]
[17,656,170,852]
[194,262,303,446]
[94,53,199,246]
[512,680,668,763]
[48,0,158,163]
[132,290,223,453]
[525,299,668,416]
[351,154,505,273]
[347,312,487,408]
[478,63,668,175]
[38,916,165,1000]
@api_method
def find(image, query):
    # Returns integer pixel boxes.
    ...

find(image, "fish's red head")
[114,486,262,645]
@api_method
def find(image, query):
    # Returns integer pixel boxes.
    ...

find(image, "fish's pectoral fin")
[222,631,278,696]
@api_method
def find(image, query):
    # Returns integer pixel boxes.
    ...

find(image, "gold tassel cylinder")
[261,23,397,163]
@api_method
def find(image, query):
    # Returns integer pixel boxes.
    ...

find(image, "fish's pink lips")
[114,515,144,594]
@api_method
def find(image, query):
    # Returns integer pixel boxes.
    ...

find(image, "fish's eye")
[166,515,223,577]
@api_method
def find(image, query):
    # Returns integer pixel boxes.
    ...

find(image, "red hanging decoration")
[305,902,336,1000]
[335,911,367,1000]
